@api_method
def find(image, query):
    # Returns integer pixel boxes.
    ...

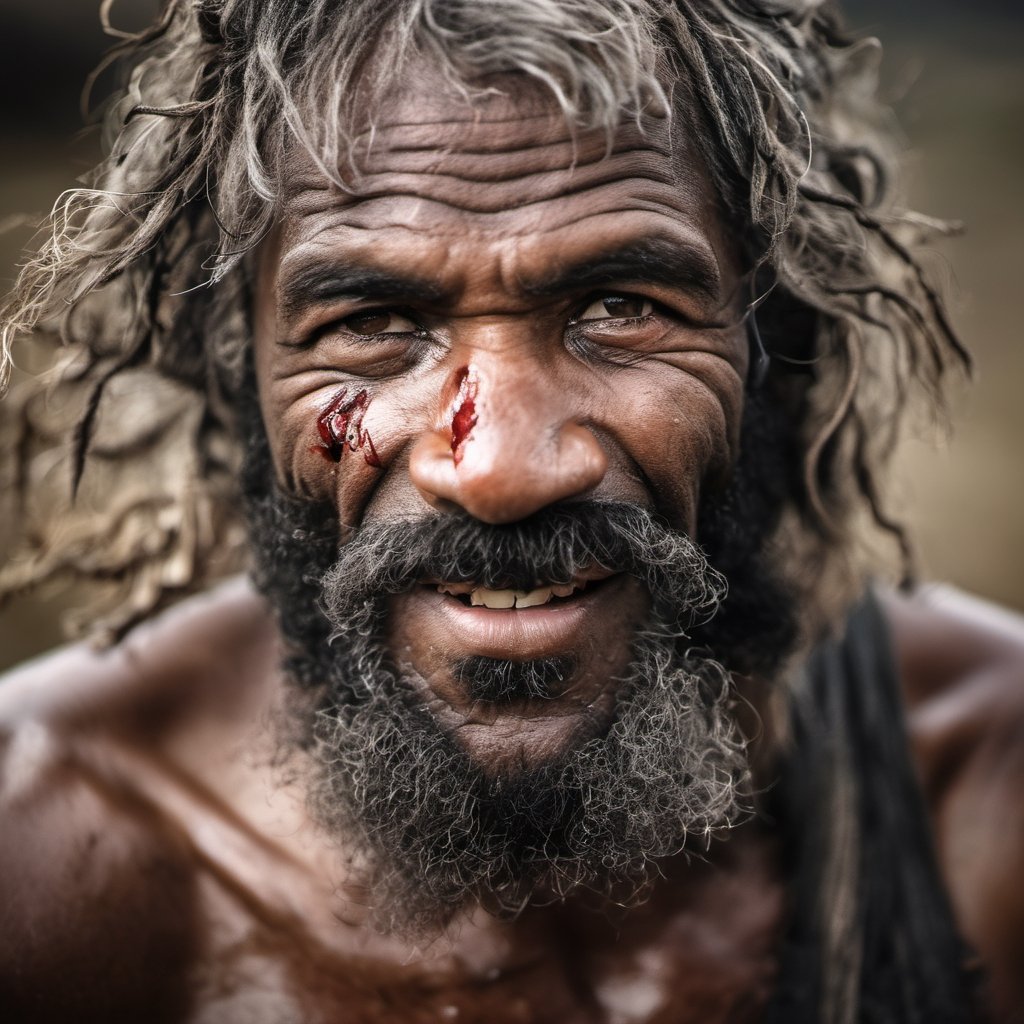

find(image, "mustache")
[319,500,726,632]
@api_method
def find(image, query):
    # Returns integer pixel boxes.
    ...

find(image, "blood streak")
[450,365,479,465]
[315,388,381,467]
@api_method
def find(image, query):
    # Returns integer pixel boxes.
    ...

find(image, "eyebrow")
[277,262,445,323]
[276,235,723,323]
[521,237,723,305]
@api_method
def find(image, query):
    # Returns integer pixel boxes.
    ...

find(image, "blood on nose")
[450,365,479,465]
[408,363,608,524]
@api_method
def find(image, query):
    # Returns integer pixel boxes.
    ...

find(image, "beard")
[240,392,798,935]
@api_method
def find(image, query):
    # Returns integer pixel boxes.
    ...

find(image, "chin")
[300,623,748,935]
[389,573,649,775]
[246,493,756,933]
[409,679,620,778]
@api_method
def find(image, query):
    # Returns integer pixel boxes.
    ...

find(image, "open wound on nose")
[450,365,479,465]
[315,388,381,467]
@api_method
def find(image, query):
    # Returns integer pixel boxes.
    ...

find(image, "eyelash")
[561,295,674,368]
[569,293,659,325]
[319,310,426,343]
[310,292,668,350]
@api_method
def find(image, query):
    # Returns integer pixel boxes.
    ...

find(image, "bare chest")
[183,938,778,1024]
[181,860,782,1024]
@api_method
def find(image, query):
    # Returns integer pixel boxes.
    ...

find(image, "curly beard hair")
[240,382,799,934]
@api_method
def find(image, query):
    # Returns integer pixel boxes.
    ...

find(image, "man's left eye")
[576,295,654,321]
[343,310,419,335]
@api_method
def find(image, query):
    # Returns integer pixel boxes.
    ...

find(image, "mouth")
[389,567,648,768]
[394,566,640,687]
[429,568,613,610]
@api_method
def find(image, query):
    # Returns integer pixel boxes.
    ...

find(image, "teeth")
[470,588,518,609]
[465,585,579,609]
[436,579,591,608]
[513,587,553,609]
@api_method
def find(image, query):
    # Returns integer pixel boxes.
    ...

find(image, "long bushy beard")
[240,392,798,935]
[313,632,745,934]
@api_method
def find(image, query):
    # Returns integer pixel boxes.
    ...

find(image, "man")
[0,0,1021,1021]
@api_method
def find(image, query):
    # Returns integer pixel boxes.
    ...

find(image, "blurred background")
[1,0,1022,670]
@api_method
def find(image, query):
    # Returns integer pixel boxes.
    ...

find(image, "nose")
[408,364,608,524]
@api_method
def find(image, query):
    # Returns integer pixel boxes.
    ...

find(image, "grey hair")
[0,0,966,636]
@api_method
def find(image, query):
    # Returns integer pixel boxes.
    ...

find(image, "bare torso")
[1,579,1022,1023]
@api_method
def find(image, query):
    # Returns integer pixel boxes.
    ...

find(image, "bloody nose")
[408,367,607,524]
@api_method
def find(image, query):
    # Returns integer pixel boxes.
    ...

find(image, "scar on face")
[450,365,479,465]
[314,388,381,467]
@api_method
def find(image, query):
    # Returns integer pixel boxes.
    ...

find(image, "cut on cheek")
[450,365,479,465]
[313,387,382,467]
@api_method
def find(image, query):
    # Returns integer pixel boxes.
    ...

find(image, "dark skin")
[254,76,744,771]
[2,75,1024,1023]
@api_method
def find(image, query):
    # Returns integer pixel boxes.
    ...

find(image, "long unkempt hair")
[0,0,965,638]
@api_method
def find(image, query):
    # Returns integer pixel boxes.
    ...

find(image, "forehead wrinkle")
[278,165,717,243]
[284,111,675,201]
[302,170,683,220]
[281,202,696,246]
[357,135,654,159]
[362,195,715,241]
[284,150,678,216]
[357,149,676,192]
[356,123,673,161]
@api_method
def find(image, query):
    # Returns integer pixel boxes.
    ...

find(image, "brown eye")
[343,311,418,335]
[577,295,654,321]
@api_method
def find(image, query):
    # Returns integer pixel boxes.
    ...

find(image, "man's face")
[253,72,748,775]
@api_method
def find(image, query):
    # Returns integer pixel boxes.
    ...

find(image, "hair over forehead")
[276,0,672,178]
[4,0,872,317]
[0,0,966,640]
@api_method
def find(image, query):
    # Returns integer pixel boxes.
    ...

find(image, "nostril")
[409,419,608,525]
[429,495,464,516]
[408,431,461,511]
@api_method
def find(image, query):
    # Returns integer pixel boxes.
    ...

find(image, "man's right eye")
[342,310,419,336]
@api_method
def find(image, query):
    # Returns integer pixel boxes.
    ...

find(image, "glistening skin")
[254,69,747,773]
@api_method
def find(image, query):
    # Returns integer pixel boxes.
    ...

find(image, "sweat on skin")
[3,5,1017,1021]
[254,69,749,773]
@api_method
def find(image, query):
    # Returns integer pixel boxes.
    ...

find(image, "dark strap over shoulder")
[762,591,980,1023]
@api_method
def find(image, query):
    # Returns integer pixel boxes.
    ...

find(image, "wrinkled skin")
[253,76,747,771]
[2,72,1024,1024]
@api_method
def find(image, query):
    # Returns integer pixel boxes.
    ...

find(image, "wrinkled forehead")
[261,55,744,309]
[281,51,703,192]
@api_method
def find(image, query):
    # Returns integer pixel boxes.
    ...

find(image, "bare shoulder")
[882,585,1024,784]
[882,586,1024,1019]
[0,578,280,1023]
[0,576,278,736]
